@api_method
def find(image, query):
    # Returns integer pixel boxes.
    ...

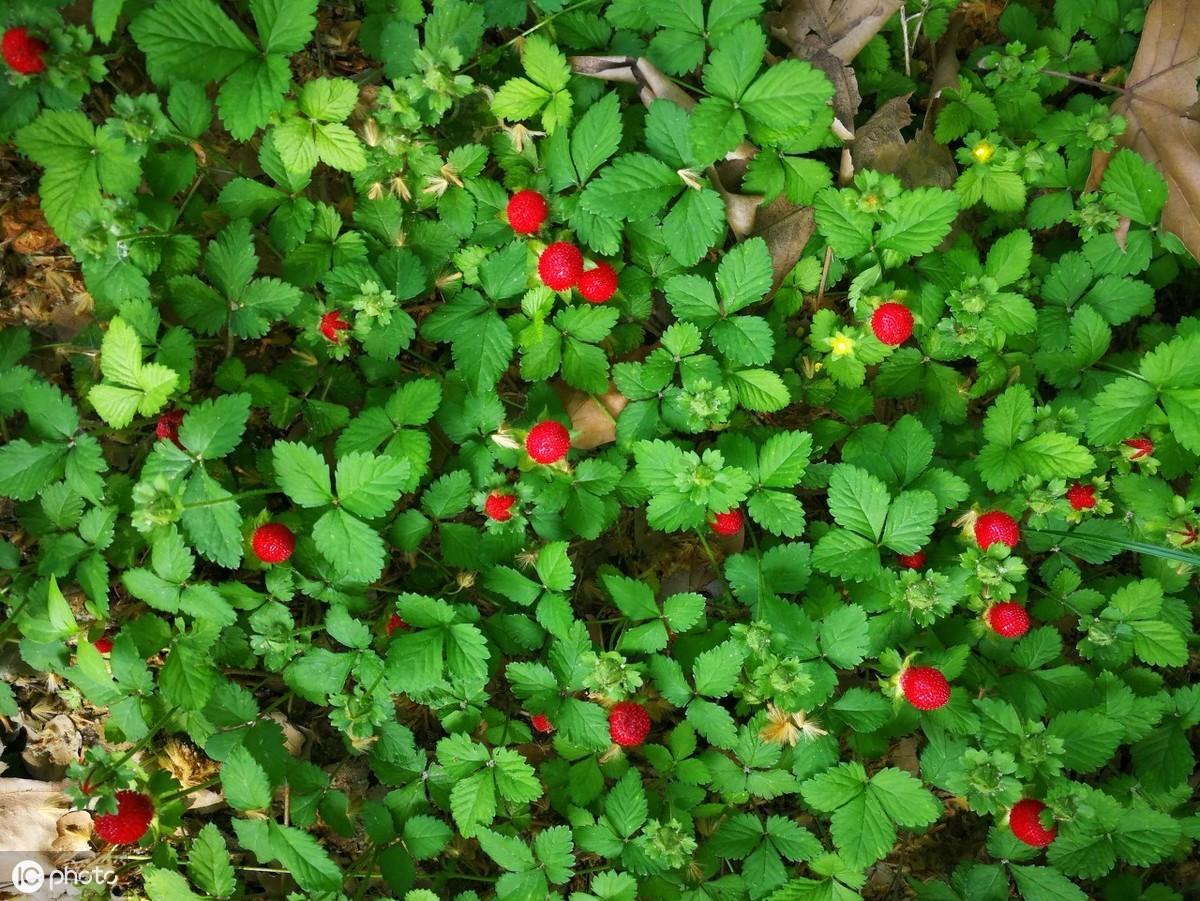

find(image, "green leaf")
[827,465,889,540]
[16,111,131,242]
[876,188,959,257]
[450,771,496,837]
[984,229,1033,287]
[1101,149,1167,225]
[335,452,409,518]
[581,153,681,220]
[181,470,243,568]
[717,237,774,313]
[1130,619,1187,667]
[1048,711,1123,772]
[692,640,746,698]
[251,0,318,54]
[1086,378,1158,445]
[881,490,937,554]
[757,431,812,488]
[179,393,251,458]
[272,441,333,507]
[1009,865,1087,901]
[131,0,256,83]
[189,823,236,898]
[814,188,873,258]
[740,59,833,131]
[727,368,791,412]
[313,507,386,582]
[88,318,178,428]
[689,97,746,166]
[818,605,869,668]
[143,869,204,901]
[571,92,622,184]
[221,744,273,810]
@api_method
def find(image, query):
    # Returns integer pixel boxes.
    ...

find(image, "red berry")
[897,550,926,569]
[974,511,1020,550]
[507,190,548,234]
[526,420,570,464]
[900,666,950,711]
[1123,436,1153,460]
[155,409,185,449]
[484,491,517,522]
[252,523,295,564]
[871,302,914,346]
[1009,798,1056,848]
[578,262,618,303]
[538,242,583,291]
[608,701,651,747]
[2,27,48,75]
[93,636,114,654]
[94,791,155,844]
[710,509,744,536]
[531,713,554,733]
[319,310,351,342]
[386,614,408,637]
[1066,484,1096,510]
[986,602,1031,638]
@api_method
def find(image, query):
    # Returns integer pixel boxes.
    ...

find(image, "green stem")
[181,487,275,510]
[463,0,604,72]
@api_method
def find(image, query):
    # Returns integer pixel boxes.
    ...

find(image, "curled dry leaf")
[555,382,627,450]
[770,0,906,63]
[20,714,83,780]
[1088,0,1200,259]
[0,778,94,870]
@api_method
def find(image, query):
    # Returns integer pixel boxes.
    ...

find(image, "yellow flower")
[830,332,855,357]
[971,140,995,164]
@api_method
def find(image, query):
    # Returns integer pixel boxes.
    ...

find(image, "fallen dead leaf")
[0,778,94,870]
[556,382,627,449]
[1088,0,1200,260]
[770,0,905,63]
[20,714,82,781]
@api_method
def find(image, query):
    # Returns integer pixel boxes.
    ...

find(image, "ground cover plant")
[0,0,1198,898]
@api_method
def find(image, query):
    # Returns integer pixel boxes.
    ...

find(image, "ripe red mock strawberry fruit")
[1123,436,1153,460]
[386,614,408,637]
[538,242,584,291]
[897,550,926,569]
[155,409,185,449]
[506,189,548,234]
[1009,798,1056,848]
[94,791,155,844]
[526,420,570,464]
[974,510,1020,550]
[899,666,950,711]
[484,491,517,522]
[1066,483,1096,510]
[252,523,295,564]
[608,700,651,747]
[578,261,618,303]
[870,302,914,346]
[93,636,114,654]
[531,713,554,733]
[319,310,351,342]
[710,509,744,536]
[986,602,1031,638]
[2,27,48,75]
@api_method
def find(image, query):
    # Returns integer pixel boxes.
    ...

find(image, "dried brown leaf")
[556,382,628,450]
[770,0,905,63]
[1088,0,1200,258]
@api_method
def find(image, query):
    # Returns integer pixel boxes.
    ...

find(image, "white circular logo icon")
[11,859,45,894]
